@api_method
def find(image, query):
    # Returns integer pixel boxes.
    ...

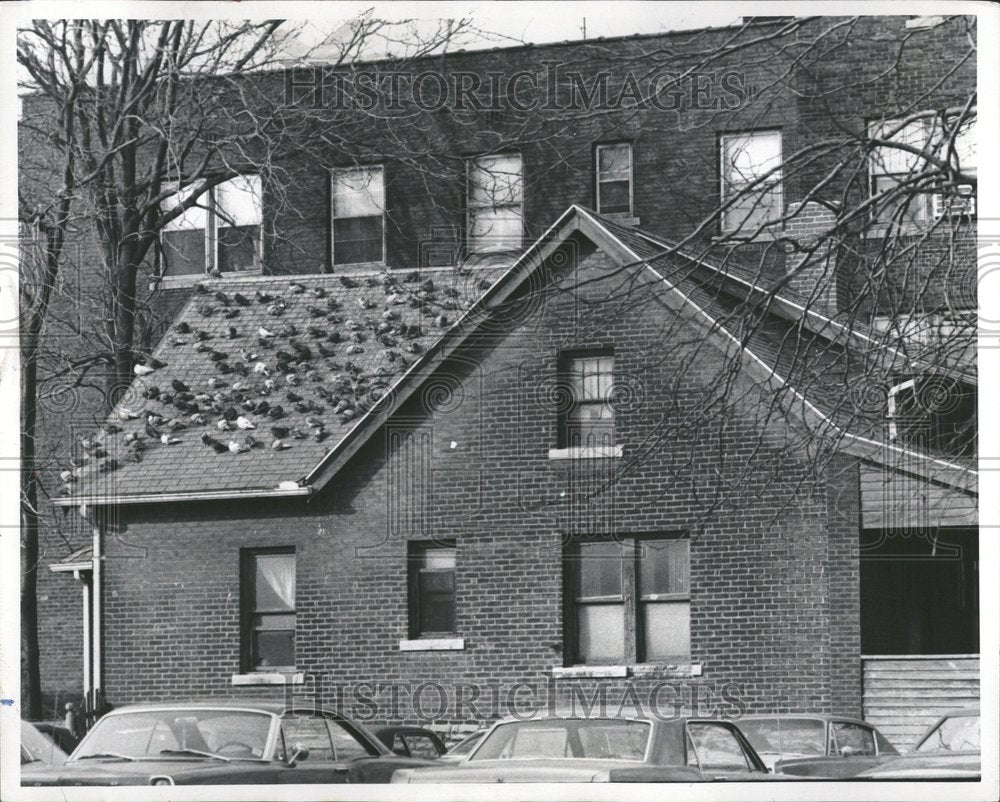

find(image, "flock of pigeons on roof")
[58,270,495,497]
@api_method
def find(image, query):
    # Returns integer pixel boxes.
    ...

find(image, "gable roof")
[54,206,975,507]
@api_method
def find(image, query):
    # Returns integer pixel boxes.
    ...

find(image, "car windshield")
[21,722,69,765]
[73,709,274,760]
[737,718,826,756]
[449,730,486,756]
[470,719,650,761]
[915,714,980,753]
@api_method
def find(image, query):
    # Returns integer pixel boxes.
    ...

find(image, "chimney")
[783,200,839,313]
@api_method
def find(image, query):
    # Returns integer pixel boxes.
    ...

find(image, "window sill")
[399,637,465,651]
[548,446,623,460]
[551,663,701,679]
[154,270,263,289]
[231,672,304,686]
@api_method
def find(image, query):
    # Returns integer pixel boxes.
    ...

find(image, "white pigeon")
[133,364,156,376]
[117,406,141,420]
[216,419,232,431]
[60,470,76,483]
[271,439,290,451]
[228,440,247,454]
[254,362,270,375]
[236,416,256,430]
[285,374,300,386]
[160,433,180,445]
[258,327,275,339]
[264,379,277,390]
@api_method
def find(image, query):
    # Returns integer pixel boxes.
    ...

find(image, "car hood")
[393,759,703,783]
[856,751,981,779]
[20,757,275,786]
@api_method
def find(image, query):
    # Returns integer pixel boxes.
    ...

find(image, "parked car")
[29,722,80,755]
[20,701,437,786]
[438,728,489,763]
[371,726,447,759]
[391,713,770,783]
[736,714,899,777]
[856,709,980,780]
[21,721,70,767]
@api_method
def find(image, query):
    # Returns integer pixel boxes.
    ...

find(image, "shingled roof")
[55,206,974,505]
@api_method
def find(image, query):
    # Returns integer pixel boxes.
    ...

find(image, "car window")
[687,723,751,772]
[473,720,651,761]
[327,719,377,761]
[831,723,876,757]
[916,715,980,753]
[281,715,334,761]
[391,734,409,756]
[508,727,571,758]
[738,718,826,757]
[404,734,441,758]
[21,722,69,766]
[449,730,485,756]
[578,724,648,760]
[874,729,899,755]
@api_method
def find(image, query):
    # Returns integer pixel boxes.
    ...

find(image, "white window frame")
[160,174,263,279]
[719,130,783,233]
[467,152,524,254]
[330,164,386,266]
[595,142,634,216]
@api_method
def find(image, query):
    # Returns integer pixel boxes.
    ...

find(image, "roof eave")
[51,485,314,508]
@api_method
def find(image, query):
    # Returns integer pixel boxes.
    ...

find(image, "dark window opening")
[408,542,457,637]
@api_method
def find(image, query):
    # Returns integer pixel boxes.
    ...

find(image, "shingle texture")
[62,267,505,498]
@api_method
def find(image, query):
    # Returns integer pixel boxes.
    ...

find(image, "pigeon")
[171,379,190,393]
[254,362,270,375]
[406,341,424,354]
[285,373,300,386]
[195,330,212,341]
[420,279,435,293]
[436,314,449,328]
[244,435,258,449]
[271,425,290,439]
[307,305,326,318]
[117,406,142,421]
[175,321,192,334]
[346,344,364,354]
[442,286,460,299]
[311,286,327,298]
[144,386,161,400]
[194,283,209,294]
[214,291,231,305]
[267,303,285,316]
[223,309,240,319]
[255,291,274,304]
[228,440,248,454]
[258,327,275,339]
[286,391,303,402]
[208,267,223,278]
[289,282,306,294]
[196,303,216,317]
[223,407,239,421]
[210,350,228,362]
[233,293,251,306]
[236,416,256,430]
[134,363,156,376]
[326,298,342,310]
[305,416,324,430]
[160,433,181,445]
[189,413,206,425]
[338,275,358,288]
[216,419,233,431]
[264,378,277,391]
[308,326,325,339]
[271,439,290,450]
[60,469,76,483]
[99,458,121,474]
[144,417,162,439]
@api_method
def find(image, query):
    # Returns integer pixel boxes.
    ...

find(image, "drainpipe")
[73,568,92,704]
[91,524,103,710]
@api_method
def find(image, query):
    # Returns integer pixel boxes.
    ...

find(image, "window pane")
[722,131,781,184]
[721,183,783,231]
[282,716,334,761]
[332,167,384,218]
[418,571,455,633]
[423,547,456,571]
[161,183,208,231]
[469,206,522,251]
[578,603,625,663]
[643,600,690,661]
[598,145,631,180]
[687,724,750,771]
[328,720,376,761]
[639,539,689,596]
[831,723,876,756]
[254,554,295,612]
[333,215,384,264]
[216,174,262,227]
[870,119,929,175]
[253,629,294,668]
[951,118,977,174]
[404,735,442,758]
[599,180,631,214]
[469,154,523,206]
[162,229,206,275]
[576,541,624,598]
[871,175,928,224]
[218,225,259,273]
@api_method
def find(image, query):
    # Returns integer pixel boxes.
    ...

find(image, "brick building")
[27,14,978,746]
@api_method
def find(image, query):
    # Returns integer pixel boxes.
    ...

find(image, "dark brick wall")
[95,240,864,722]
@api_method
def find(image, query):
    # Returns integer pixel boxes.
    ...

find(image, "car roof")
[737,714,873,726]
[103,700,334,716]
[372,725,440,737]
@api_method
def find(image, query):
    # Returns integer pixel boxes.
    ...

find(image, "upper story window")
[595,143,633,216]
[566,536,690,665]
[408,541,457,637]
[331,165,385,265]
[888,375,976,457]
[161,174,262,276]
[560,352,615,449]
[467,153,523,253]
[242,548,296,671]
[719,130,783,233]
[869,113,977,224]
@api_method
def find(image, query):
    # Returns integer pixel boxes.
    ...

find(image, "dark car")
[21,701,437,786]
[371,726,447,759]
[392,713,770,783]
[856,709,980,780]
[737,714,899,777]
[21,721,70,768]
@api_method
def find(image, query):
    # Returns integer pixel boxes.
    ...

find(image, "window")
[566,536,690,665]
[869,113,977,224]
[242,548,296,670]
[331,165,385,265]
[161,174,262,276]
[889,376,976,457]
[830,722,876,757]
[560,352,615,448]
[408,542,457,637]
[595,143,633,215]
[719,130,783,232]
[468,153,523,252]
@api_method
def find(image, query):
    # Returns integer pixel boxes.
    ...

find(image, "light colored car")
[21,721,70,767]
[737,714,899,777]
[392,713,770,783]
[437,728,488,764]
[856,709,980,780]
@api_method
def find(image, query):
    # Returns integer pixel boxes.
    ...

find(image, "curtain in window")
[256,554,295,610]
